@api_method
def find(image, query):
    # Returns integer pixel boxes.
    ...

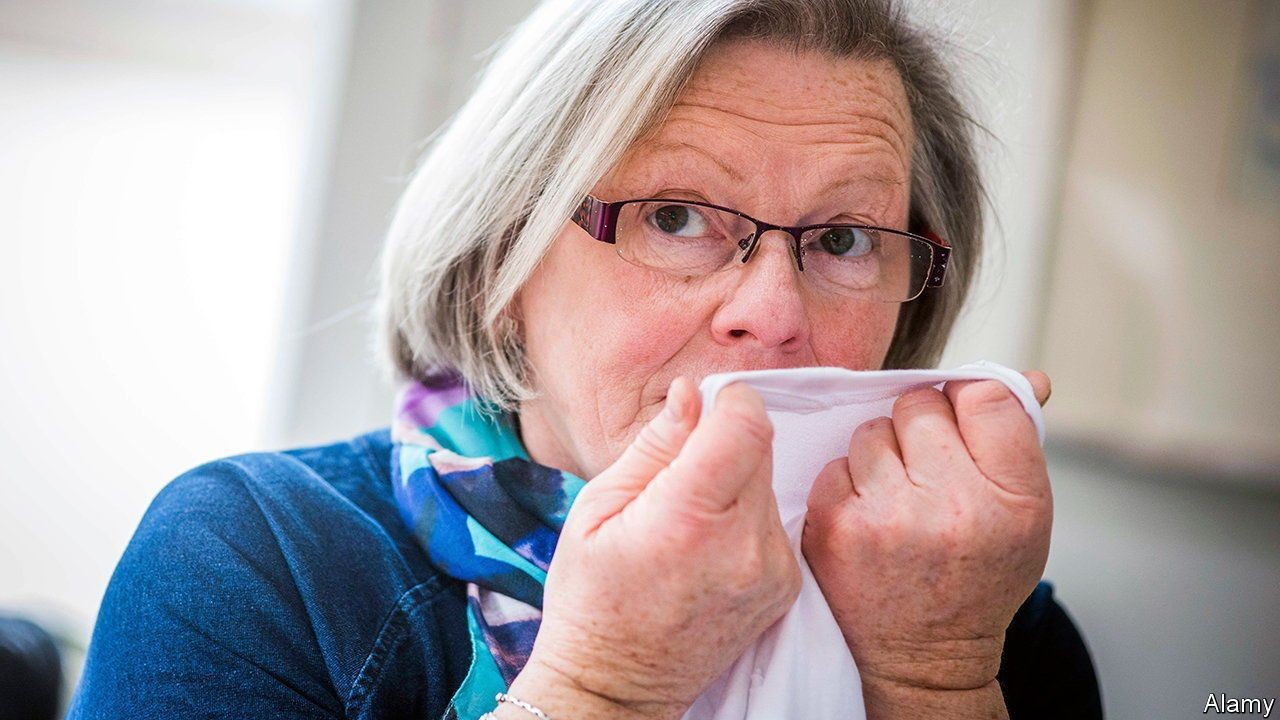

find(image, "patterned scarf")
[390,372,586,720]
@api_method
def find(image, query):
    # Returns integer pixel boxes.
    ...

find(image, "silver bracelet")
[493,691,553,720]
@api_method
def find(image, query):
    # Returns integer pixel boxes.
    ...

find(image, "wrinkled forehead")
[604,39,913,222]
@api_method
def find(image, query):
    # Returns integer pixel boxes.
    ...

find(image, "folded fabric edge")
[697,362,1045,446]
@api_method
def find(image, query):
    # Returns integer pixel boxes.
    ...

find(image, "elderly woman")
[70,1,1101,719]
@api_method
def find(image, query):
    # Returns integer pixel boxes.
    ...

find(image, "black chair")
[0,616,63,720]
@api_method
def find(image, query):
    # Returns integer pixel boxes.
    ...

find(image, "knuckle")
[893,386,948,415]
[659,504,715,546]
[717,382,765,414]
[944,492,978,522]
[630,423,675,463]
[956,380,1018,416]
[731,543,768,591]
[1024,370,1052,401]
[817,514,855,558]
[865,506,909,539]
[855,415,892,435]
[817,457,849,480]
[1019,501,1054,536]
[850,417,894,454]
[808,459,853,510]
[719,399,774,448]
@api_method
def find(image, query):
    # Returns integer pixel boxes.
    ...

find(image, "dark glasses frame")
[570,194,952,291]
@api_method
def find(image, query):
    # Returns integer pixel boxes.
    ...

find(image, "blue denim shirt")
[68,428,1102,719]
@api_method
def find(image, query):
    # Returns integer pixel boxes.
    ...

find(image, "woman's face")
[517,39,914,479]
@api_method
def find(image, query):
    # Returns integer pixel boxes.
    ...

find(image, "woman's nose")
[709,230,810,351]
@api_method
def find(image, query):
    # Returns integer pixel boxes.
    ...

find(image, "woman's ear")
[908,207,949,248]
[920,229,949,247]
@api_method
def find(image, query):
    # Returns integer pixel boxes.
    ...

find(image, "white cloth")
[682,361,1045,720]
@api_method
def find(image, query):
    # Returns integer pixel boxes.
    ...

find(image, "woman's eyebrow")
[633,140,905,215]
[642,140,748,183]
[816,169,907,198]
[641,140,904,192]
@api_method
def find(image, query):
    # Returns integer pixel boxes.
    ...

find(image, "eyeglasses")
[571,195,951,303]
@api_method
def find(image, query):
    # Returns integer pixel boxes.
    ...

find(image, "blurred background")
[0,0,1276,717]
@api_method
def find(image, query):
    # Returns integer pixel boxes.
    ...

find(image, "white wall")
[1039,0,1280,476]
[0,0,350,660]
[912,0,1081,372]
[267,0,540,450]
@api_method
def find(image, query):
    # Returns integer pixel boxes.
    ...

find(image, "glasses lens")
[800,227,934,301]
[614,201,754,275]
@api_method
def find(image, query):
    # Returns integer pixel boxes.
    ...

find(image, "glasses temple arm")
[572,196,618,243]
[921,229,950,288]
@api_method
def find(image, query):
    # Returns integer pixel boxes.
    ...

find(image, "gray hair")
[374,0,985,410]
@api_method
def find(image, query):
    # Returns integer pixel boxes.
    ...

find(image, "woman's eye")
[649,204,709,237]
[818,228,873,257]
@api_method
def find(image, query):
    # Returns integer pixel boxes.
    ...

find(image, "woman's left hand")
[800,371,1053,716]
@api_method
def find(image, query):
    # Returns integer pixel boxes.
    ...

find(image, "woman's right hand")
[504,377,800,720]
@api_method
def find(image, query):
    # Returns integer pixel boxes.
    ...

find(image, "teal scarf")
[390,373,585,720]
